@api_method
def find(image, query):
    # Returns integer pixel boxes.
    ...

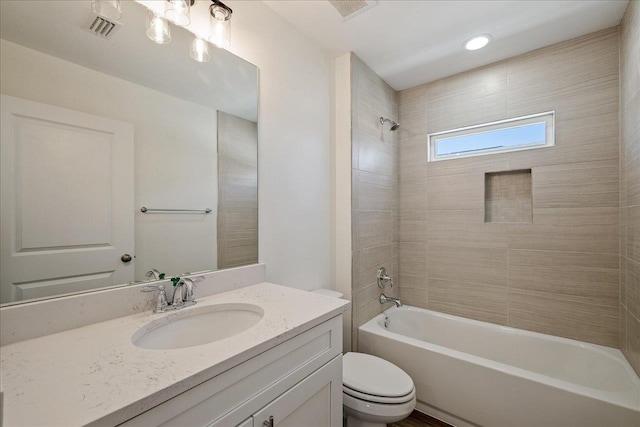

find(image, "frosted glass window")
[428,112,554,162]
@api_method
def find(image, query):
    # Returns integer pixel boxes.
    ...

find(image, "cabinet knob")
[263,415,274,427]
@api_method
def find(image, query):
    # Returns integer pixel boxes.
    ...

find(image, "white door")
[0,94,134,303]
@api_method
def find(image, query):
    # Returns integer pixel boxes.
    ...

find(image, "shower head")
[380,117,400,131]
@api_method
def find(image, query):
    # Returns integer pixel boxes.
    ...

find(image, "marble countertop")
[0,283,349,427]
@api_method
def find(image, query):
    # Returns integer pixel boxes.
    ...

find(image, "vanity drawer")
[119,315,342,427]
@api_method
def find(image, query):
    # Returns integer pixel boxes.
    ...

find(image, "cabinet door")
[236,418,253,427]
[253,356,342,427]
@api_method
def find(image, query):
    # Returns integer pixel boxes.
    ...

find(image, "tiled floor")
[389,410,453,427]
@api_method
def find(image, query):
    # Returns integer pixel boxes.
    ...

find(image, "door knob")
[121,253,133,263]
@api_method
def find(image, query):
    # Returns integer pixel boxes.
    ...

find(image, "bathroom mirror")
[0,0,259,305]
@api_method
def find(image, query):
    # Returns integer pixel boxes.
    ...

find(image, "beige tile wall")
[397,27,622,347]
[351,54,399,350]
[217,111,258,269]
[620,0,640,376]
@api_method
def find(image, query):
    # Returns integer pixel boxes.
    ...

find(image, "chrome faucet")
[141,275,204,313]
[180,278,195,304]
[145,269,161,281]
[172,276,204,308]
[172,280,187,308]
[377,267,401,307]
[379,294,402,308]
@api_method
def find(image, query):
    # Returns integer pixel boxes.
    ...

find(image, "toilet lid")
[343,384,416,404]
[343,352,414,398]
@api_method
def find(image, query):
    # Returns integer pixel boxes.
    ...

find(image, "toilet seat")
[342,352,415,403]
[343,384,416,404]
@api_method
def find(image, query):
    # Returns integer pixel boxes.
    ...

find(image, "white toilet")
[342,352,416,427]
[311,289,416,427]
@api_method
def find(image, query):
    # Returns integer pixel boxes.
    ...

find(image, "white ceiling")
[265,0,629,91]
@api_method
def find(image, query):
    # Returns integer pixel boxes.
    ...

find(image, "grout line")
[507,247,510,326]
[507,248,621,257]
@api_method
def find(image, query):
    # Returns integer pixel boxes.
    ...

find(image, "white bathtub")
[358,306,640,427]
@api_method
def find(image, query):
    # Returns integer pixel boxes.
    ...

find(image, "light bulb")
[464,35,492,51]
[190,37,211,63]
[146,11,171,44]
[165,0,191,26]
[209,3,231,49]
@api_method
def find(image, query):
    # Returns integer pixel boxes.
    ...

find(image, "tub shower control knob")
[377,267,393,289]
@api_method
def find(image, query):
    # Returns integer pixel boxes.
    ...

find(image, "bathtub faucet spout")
[379,294,402,307]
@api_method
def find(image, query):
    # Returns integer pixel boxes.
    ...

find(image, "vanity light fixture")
[191,37,211,63]
[165,0,194,27]
[209,0,232,49]
[463,34,492,51]
[91,0,122,21]
[146,10,171,44]
[134,0,232,59]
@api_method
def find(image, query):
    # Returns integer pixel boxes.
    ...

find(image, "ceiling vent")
[328,0,378,21]
[82,13,121,40]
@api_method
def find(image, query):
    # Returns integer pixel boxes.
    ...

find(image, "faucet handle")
[377,267,393,289]
[141,284,169,313]
[182,276,204,301]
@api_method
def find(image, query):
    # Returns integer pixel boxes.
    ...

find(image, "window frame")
[427,111,555,162]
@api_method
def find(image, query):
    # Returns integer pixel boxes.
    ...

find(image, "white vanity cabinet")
[118,315,343,427]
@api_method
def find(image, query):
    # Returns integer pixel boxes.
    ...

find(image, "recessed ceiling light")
[464,34,492,51]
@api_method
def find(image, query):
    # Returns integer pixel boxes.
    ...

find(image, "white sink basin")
[132,303,264,350]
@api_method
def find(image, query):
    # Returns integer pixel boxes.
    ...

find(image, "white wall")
[0,40,219,280]
[226,1,335,290]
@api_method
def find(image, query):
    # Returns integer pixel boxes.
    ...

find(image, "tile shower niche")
[485,170,533,223]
